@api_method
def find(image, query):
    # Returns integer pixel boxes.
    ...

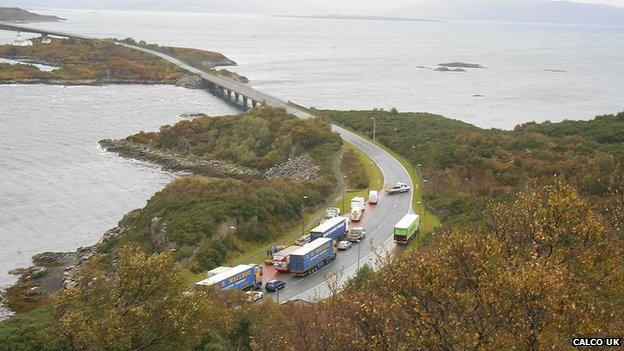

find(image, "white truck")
[350,207,363,222]
[346,227,366,242]
[350,197,366,211]
[350,196,366,222]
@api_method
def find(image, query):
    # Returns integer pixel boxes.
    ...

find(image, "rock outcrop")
[265,154,319,181]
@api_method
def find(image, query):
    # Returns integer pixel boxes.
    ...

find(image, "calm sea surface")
[0,10,623,296]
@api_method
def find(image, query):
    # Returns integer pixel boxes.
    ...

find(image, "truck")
[350,207,363,222]
[386,182,411,195]
[272,245,302,272]
[346,227,366,242]
[309,216,348,241]
[393,213,420,244]
[195,264,263,291]
[295,234,311,246]
[350,197,366,211]
[289,238,337,277]
[368,190,379,204]
[206,266,232,278]
[325,207,341,218]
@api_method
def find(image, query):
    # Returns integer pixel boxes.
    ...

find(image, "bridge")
[0,21,414,302]
[0,20,311,118]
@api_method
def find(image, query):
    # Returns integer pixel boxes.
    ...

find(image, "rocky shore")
[99,139,321,181]
[3,227,125,313]
[0,72,210,89]
[99,139,265,178]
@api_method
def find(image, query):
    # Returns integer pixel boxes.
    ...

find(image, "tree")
[53,245,229,351]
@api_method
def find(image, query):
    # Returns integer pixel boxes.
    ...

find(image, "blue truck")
[289,238,337,277]
[194,264,263,291]
[309,216,348,241]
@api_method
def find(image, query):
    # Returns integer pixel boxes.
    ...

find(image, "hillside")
[323,109,624,224]
[100,106,342,179]
[389,0,624,25]
[2,109,623,350]
[0,7,64,22]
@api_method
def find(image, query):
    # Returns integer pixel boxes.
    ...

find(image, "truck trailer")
[289,238,337,277]
[309,216,348,241]
[195,264,263,291]
[393,213,420,244]
[272,245,302,272]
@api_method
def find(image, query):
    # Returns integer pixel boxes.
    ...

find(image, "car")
[386,182,411,195]
[245,291,264,302]
[337,240,352,250]
[265,279,286,292]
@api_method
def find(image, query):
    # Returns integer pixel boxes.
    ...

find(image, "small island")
[438,62,485,69]
[0,37,249,87]
[0,7,64,23]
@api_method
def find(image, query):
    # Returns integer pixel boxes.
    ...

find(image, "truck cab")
[347,227,366,242]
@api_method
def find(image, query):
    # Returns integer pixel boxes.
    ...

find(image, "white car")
[246,291,264,303]
[386,182,411,195]
[338,240,352,250]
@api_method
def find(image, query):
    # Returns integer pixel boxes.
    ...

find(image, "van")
[368,190,379,204]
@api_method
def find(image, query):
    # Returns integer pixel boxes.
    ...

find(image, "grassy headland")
[0,7,64,22]
[0,37,241,86]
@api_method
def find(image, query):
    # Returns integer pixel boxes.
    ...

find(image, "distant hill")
[0,7,64,22]
[388,0,624,25]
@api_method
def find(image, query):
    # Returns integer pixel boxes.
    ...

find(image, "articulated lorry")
[309,216,348,241]
[272,245,302,272]
[289,237,337,277]
[393,213,420,244]
[195,264,263,291]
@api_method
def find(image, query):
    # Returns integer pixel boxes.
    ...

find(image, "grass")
[334,142,384,213]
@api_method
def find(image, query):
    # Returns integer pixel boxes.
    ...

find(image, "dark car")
[265,279,286,292]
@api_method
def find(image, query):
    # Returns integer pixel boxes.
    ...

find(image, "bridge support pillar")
[252,100,258,108]
[243,96,249,108]
[234,92,240,102]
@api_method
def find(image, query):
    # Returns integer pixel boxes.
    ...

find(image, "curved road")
[0,22,414,302]
[273,126,413,302]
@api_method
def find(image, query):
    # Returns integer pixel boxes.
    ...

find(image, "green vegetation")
[341,147,370,189]
[120,38,249,82]
[323,110,624,225]
[334,142,384,214]
[0,38,187,83]
[123,107,341,173]
[3,93,623,349]
[100,108,342,273]
[116,177,330,273]
[3,182,621,350]
[0,37,241,85]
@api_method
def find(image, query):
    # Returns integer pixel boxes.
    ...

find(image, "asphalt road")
[0,21,415,302]
[268,126,413,302]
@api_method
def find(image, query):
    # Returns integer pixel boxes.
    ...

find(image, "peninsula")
[0,7,64,23]
[0,37,248,87]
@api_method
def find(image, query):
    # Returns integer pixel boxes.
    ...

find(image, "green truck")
[393,213,420,244]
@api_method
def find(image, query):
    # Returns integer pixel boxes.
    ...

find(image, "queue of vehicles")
[196,182,419,299]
